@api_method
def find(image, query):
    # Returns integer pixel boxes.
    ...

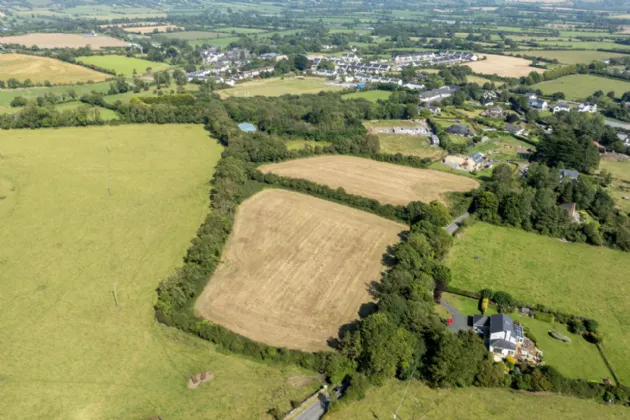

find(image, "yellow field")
[0,33,127,49]
[258,156,479,205]
[467,54,543,77]
[218,77,343,98]
[195,189,405,352]
[122,25,182,34]
[0,54,110,84]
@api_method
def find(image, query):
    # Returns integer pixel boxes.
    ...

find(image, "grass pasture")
[534,74,630,100]
[0,81,111,107]
[0,125,319,418]
[600,158,630,213]
[327,379,627,419]
[258,156,480,205]
[0,54,109,84]
[195,189,406,352]
[76,55,170,75]
[0,33,127,49]
[378,134,446,159]
[122,25,181,34]
[218,77,343,97]
[157,30,230,40]
[342,89,392,102]
[466,54,541,77]
[448,222,630,384]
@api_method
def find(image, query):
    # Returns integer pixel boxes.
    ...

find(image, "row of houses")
[525,94,598,114]
[392,51,478,64]
[419,85,460,102]
[185,66,275,83]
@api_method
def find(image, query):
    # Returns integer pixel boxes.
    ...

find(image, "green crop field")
[327,379,626,419]
[535,74,630,100]
[442,293,610,381]
[0,125,319,418]
[218,77,343,97]
[158,30,231,40]
[342,90,392,102]
[0,82,111,106]
[600,159,630,213]
[213,27,268,34]
[448,222,630,384]
[512,50,625,65]
[76,55,170,76]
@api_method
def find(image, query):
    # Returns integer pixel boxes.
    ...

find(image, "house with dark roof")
[446,124,473,137]
[553,101,570,113]
[559,169,579,182]
[560,203,580,223]
[473,313,523,358]
[528,97,548,111]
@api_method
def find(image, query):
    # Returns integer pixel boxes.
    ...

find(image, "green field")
[0,125,319,418]
[513,50,626,65]
[448,222,630,384]
[213,27,268,34]
[53,101,119,120]
[218,77,343,97]
[535,74,630,100]
[76,55,170,76]
[103,83,200,104]
[600,159,630,213]
[342,89,392,102]
[327,379,626,419]
[285,139,331,150]
[442,293,610,381]
[379,134,445,159]
[0,82,111,106]
[158,30,231,40]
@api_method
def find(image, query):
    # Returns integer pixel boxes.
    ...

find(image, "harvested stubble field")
[196,189,406,352]
[258,156,479,205]
[0,54,110,84]
[0,33,127,49]
[122,25,181,34]
[218,77,343,98]
[467,54,542,77]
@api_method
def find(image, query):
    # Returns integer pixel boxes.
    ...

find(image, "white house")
[553,101,570,113]
[528,97,548,111]
[577,102,597,113]
[473,314,524,358]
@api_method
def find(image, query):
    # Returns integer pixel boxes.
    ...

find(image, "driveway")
[440,300,471,333]
[445,212,470,236]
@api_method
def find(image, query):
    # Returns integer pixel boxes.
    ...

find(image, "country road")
[294,393,328,420]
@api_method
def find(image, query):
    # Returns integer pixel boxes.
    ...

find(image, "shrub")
[584,318,599,333]
[492,291,513,308]
[568,318,587,335]
[10,96,28,107]
[479,288,494,299]
[480,297,489,314]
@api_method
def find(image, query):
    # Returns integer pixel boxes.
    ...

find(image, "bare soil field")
[258,156,479,205]
[122,25,182,34]
[0,54,110,84]
[0,33,127,49]
[467,54,543,77]
[195,189,406,352]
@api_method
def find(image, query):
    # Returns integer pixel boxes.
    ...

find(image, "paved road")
[445,212,470,235]
[440,301,471,333]
[294,394,328,420]
[605,119,630,130]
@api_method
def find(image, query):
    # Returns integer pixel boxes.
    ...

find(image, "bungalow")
[419,85,460,103]
[481,106,504,118]
[559,168,579,182]
[419,105,441,115]
[553,101,571,113]
[446,124,474,137]
[577,102,597,113]
[505,124,528,137]
[528,97,548,111]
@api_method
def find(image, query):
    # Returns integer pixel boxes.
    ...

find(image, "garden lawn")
[448,222,630,384]
[342,89,392,102]
[535,74,630,100]
[76,55,170,76]
[441,293,610,381]
[218,77,343,97]
[327,379,627,419]
[0,125,319,418]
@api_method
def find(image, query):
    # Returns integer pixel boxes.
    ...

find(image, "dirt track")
[259,156,479,205]
[195,189,406,351]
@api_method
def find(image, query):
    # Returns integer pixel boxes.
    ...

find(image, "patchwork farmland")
[0,33,127,49]
[466,54,543,77]
[259,156,480,205]
[217,77,343,97]
[196,189,406,351]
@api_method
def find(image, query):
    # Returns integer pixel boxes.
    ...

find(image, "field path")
[259,156,479,206]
